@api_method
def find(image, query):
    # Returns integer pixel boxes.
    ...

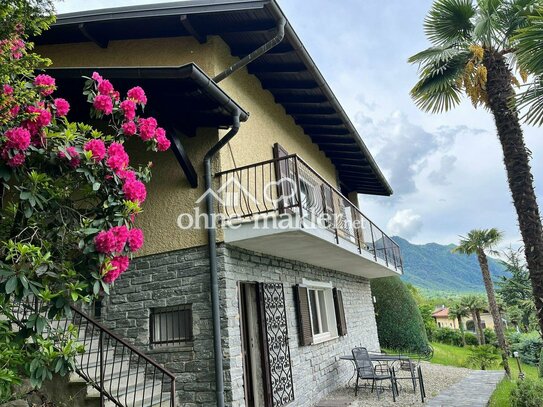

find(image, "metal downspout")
[204,112,241,407]
[213,16,286,83]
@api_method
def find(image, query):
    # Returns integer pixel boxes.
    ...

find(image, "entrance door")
[240,283,266,407]
[239,282,294,407]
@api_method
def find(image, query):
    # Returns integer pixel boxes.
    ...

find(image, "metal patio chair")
[352,347,398,402]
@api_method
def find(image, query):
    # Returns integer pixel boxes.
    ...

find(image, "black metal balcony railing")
[11,298,176,407]
[215,154,402,271]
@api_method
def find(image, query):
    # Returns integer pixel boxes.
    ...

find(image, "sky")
[54,0,543,248]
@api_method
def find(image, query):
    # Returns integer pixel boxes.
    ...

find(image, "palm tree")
[449,302,469,346]
[461,294,487,345]
[453,229,510,376]
[410,0,543,336]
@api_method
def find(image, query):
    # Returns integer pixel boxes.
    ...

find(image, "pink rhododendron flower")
[54,98,70,117]
[23,106,52,135]
[6,152,25,167]
[84,139,106,161]
[103,256,130,283]
[111,225,129,252]
[117,169,136,182]
[92,72,103,82]
[2,84,13,95]
[127,86,147,105]
[34,74,56,96]
[128,228,144,252]
[123,179,147,203]
[120,99,136,120]
[10,105,19,118]
[106,142,129,172]
[93,94,113,115]
[138,117,157,141]
[10,39,25,59]
[97,79,114,95]
[58,146,80,168]
[5,127,31,151]
[122,121,137,136]
[94,230,116,253]
[155,127,170,151]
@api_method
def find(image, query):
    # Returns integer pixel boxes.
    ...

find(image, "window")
[304,280,338,343]
[150,304,192,345]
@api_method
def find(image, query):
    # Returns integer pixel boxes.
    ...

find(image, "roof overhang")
[35,0,392,196]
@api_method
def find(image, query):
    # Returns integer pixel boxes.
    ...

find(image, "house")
[432,306,498,332]
[34,1,403,406]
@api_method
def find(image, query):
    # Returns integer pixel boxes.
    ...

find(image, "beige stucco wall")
[37,36,339,256]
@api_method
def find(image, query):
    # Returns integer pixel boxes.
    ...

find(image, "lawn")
[428,342,539,406]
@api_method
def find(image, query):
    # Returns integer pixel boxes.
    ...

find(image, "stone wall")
[99,244,380,407]
[220,245,380,407]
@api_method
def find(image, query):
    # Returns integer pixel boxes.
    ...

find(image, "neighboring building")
[35,1,402,406]
[432,306,498,332]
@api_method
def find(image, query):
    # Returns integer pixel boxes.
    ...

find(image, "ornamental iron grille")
[260,283,294,407]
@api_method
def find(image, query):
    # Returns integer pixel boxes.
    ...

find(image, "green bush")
[371,277,429,353]
[464,332,479,346]
[433,327,464,346]
[511,332,543,366]
[484,328,498,345]
[510,378,543,407]
[539,348,543,379]
[466,345,500,370]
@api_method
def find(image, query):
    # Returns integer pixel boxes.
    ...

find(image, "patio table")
[339,353,425,402]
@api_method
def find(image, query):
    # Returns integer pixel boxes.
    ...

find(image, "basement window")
[150,304,192,345]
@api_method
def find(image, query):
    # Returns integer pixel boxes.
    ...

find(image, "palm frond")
[408,45,463,66]
[474,0,506,47]
[515,13,543,73]
[500,0,543,50]
[410,52,470,113]
[424,0,476,46]
[517,77,543,125]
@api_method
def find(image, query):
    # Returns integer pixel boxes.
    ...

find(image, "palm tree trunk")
[477,249,511,377]
[475,310,486,345]
[471,310,482,345]
[484,49,543,336]
[458,316,466,346]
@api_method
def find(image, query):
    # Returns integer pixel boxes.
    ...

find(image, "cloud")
[428,155,457,185]
[387,209,423,239]
[356,111,459,197]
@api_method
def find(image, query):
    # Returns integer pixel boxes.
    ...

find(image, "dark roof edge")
[45,63,249,122]
[54,0,268,25]
[266,1,392,196]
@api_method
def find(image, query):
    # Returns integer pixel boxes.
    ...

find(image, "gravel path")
[318,362,472,407]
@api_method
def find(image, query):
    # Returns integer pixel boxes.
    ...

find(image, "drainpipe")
[213,16,286,83]
[204,111,241,407]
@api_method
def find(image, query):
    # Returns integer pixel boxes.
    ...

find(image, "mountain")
[393,236,509,293]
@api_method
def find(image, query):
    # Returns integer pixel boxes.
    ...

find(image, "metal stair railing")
[11,298,176,407]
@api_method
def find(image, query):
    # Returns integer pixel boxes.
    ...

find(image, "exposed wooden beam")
[78,23,108,49]
[273,94,328,103]
[284,104,335,115]
[248,63,307,74]
[295,117,343,126]
[262,80,319,90]
[310,135,354,143]
[168,128,198,188]
[180,15,206,44]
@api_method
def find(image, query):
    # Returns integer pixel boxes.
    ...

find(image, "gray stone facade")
[99,244,380,407]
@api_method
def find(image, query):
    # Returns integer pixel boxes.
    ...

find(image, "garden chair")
[352,347,398,401]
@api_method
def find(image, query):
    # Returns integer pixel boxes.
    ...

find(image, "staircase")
[13,300,176,407]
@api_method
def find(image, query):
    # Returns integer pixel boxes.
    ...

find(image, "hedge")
[371,277,430,353]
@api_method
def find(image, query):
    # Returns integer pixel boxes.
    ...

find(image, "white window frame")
[303,279,338,344]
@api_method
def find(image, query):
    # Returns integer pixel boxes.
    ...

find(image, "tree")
[0,2,171,395]
[409,0,543,338]
[453,229,510,376]
[497,247,538,332]
[461,294,487,345]
[371,277,430,353]
[449,302,469,346]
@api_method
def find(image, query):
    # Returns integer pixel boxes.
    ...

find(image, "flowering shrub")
[0,1,170,395]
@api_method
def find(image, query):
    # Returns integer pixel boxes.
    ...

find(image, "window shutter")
[273,143,293,213]
[333,288,348,336]
[294,284,313,346]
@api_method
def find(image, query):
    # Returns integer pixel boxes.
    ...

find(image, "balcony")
[215,155,402,278]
